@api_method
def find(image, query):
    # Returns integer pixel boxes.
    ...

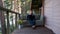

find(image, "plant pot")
[18,25,23,29]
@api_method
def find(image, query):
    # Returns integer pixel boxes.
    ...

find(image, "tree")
[21,0,32,14]
[4,0,13,9]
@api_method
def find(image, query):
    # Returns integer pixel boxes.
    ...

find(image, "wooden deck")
[12,27,55,34]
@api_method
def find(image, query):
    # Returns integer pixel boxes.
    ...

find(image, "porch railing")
[0,6,20,34]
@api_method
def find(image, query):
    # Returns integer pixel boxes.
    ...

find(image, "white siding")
[44,0,60,34]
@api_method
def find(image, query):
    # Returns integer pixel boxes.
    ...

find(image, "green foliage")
[21,0,31,14]
[10,15,13,18]
[17,20,23,25]
[0,32,2,34]
[4,0,12,9]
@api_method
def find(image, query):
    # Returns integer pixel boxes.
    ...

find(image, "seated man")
[27,10,36,29]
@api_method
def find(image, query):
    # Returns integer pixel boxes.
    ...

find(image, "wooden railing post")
[0,11,6,34]
[6,11,10,34]
[15,14,17,28]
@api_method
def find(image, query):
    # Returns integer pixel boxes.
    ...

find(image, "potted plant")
[17,19,23,29]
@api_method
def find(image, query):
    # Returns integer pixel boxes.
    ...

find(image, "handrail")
[0,6,20,14]
[0,6,20,34]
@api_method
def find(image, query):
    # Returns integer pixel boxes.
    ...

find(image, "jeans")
[29,20,35,26]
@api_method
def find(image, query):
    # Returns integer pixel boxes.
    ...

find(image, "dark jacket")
[27,14,35,20]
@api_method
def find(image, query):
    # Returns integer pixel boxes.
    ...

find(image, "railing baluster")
[0,11,6,34]
[6,11,10,34]
[15,14,17,28]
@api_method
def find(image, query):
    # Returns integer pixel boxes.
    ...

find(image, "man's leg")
[29,20,33,26]
[32,20,36,29]
[29,20,36,29]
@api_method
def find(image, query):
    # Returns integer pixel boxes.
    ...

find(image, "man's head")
[27,10,33,15]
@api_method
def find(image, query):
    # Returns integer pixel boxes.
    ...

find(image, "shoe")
[32,25,36,29]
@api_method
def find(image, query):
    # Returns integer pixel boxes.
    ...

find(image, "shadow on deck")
[12,27,55,34]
